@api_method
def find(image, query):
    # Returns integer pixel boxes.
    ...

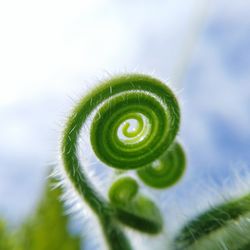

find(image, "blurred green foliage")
[0,177,82,250]
[0,220,13,250]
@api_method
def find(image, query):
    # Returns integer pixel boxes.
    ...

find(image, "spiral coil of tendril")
[60,74,184,250]
[137,142,186,189]
[109,177,163,234]
[174,194,250,250]
[90,75,180,170]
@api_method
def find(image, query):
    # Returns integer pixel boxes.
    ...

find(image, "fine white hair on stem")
[54,73,184,250]
[167,163,250,249]
[51,162,107,250]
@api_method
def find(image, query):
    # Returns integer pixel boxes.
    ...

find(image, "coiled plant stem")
[60,74,181,250]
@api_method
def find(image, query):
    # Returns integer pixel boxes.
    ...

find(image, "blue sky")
[182,2,250,180]
[0,0,249,227]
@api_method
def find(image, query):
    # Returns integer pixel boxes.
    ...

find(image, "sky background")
[0,0,250,229]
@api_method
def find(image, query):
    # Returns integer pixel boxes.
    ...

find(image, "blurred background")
[0,0,250,249]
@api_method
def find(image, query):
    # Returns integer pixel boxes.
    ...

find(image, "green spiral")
[137,142,186,189]
[109,177,139,205]
[90,75,180,170]
[174,193,250,250]
[109,177,163,234]
[60,74,181,250]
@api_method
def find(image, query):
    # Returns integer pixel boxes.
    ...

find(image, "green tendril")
[109,177,139,205]
[174,193,250,250]
[137,142,186,189]
[109,177,163,234]
[60,74,181,250]
[90,75,180,170]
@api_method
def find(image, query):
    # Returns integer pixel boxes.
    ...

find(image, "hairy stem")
[60,74,181,249]
[174,194,250,250]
